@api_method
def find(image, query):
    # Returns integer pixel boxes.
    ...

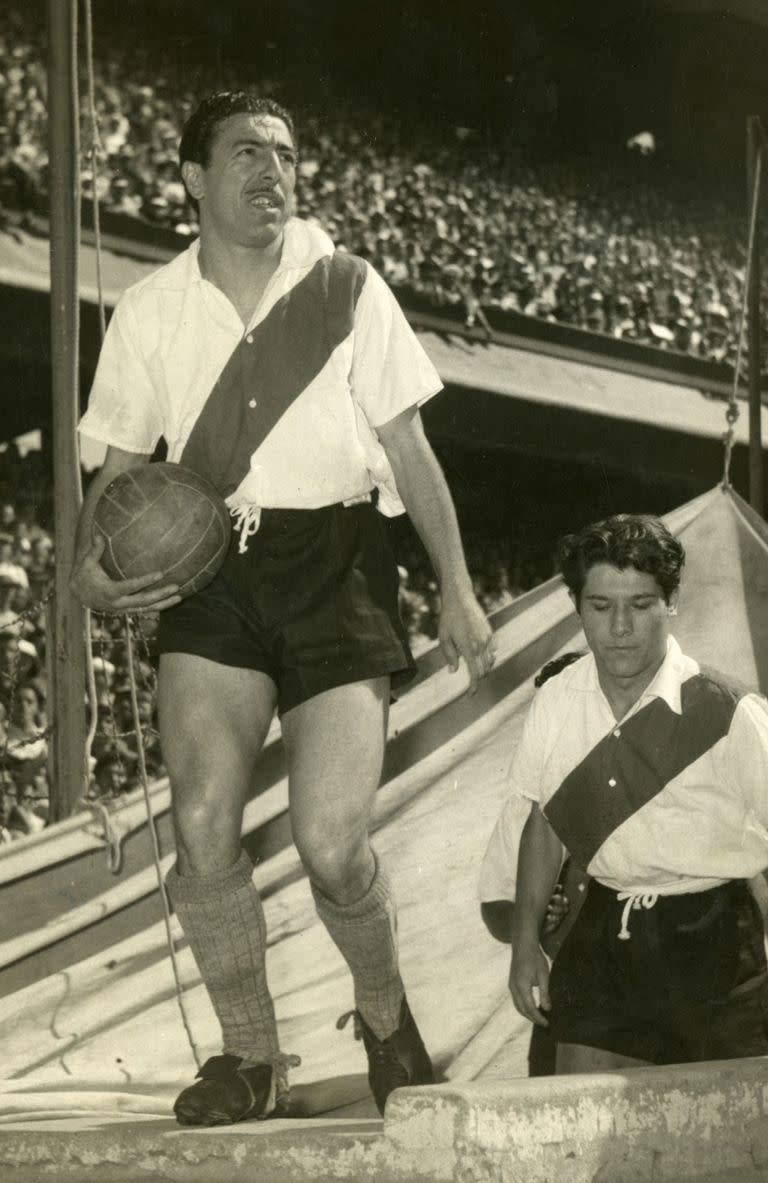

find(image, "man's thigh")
[281,677,389,857]
[158,652,278,871]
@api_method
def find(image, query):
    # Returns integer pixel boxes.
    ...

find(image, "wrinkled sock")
[166,851,282,1074]
[312,854,405,1039]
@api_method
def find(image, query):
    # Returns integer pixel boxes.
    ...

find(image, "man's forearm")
[72,447,150,574]
[69,447,178,614]
[377,406,493,689]
[512,806,564,951]
[378,411,473,595]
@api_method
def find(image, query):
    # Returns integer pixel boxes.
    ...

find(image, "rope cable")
[723,136,763,488]
[82,0,106,340]
[80,0,201,1069]
[123,616,202,1069]
[80,0,105,787]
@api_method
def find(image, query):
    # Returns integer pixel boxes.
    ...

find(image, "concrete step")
[4,1056,768,1183]
[0,1115,395,1183]
[384,1057,768,1183]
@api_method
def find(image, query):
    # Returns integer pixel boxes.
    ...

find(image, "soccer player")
[70,92,494,1123]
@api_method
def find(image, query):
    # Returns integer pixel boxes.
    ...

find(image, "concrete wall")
[3,1059,768,1183]
[385,1058,768,1183]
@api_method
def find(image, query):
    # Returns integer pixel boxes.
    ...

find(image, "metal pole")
[47,0,88,819]
[747,115,764,516]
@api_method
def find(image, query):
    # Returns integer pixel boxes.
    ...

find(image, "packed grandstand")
[0,3,760,368]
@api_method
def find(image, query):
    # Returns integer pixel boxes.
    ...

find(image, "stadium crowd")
[0,443,53,840]
[0,6,757,370]
[0,445,170,838]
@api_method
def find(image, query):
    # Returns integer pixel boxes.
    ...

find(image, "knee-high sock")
[166,850,280,1068]
[311,854,405,1040]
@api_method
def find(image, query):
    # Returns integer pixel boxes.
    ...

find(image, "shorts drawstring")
[616,891,659,940]
[228,496,371,554]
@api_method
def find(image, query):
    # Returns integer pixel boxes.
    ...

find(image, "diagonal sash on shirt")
[543,670,745,870]
[180,250,368,497]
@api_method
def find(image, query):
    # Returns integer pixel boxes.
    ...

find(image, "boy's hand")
[509,939,551,1027]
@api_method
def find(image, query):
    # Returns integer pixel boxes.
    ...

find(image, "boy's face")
[574,563,676,689]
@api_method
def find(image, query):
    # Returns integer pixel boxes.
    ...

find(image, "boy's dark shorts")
[548,878,768,1064]
[156,499,415,715]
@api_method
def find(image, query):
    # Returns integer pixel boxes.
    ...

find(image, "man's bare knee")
[299,833,374,904]
[173,789,244,876]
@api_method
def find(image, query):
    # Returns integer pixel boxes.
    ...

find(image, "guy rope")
[74,0,202,1070]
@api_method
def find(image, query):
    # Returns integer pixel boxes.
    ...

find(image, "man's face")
[574,563,676,688]
[2,778,17,809]
[104,762,128,794]
[137,691,154,725]
[16,687,38,722]
[184,113,296,248]
[0,638,18,671]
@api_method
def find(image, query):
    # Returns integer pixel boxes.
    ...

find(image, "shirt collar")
[639,636,691,714]
[279,217,335,268]
[570,636,694,716]
[188,216,335,284]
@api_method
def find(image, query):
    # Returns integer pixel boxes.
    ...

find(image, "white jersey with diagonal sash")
[78,218,442,541]
[506,637,768,895]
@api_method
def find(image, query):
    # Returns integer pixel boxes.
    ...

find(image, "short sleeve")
[78,294,164,454]
[724,694,768,822]
[350,265,443,428]
[507,691,548,805]
[478,793,531,903]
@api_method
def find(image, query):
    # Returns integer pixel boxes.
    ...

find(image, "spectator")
[0,633,21,707]
[0,534,28,590]
[93,751,130,798]
[7,791,46,838]
[6,680,47,793]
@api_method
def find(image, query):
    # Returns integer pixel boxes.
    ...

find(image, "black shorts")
[156,499,415,715]
[548,879,768,1064]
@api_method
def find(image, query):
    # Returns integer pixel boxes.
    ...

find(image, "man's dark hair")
[178,91,297,170]
[558,514,685,609]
